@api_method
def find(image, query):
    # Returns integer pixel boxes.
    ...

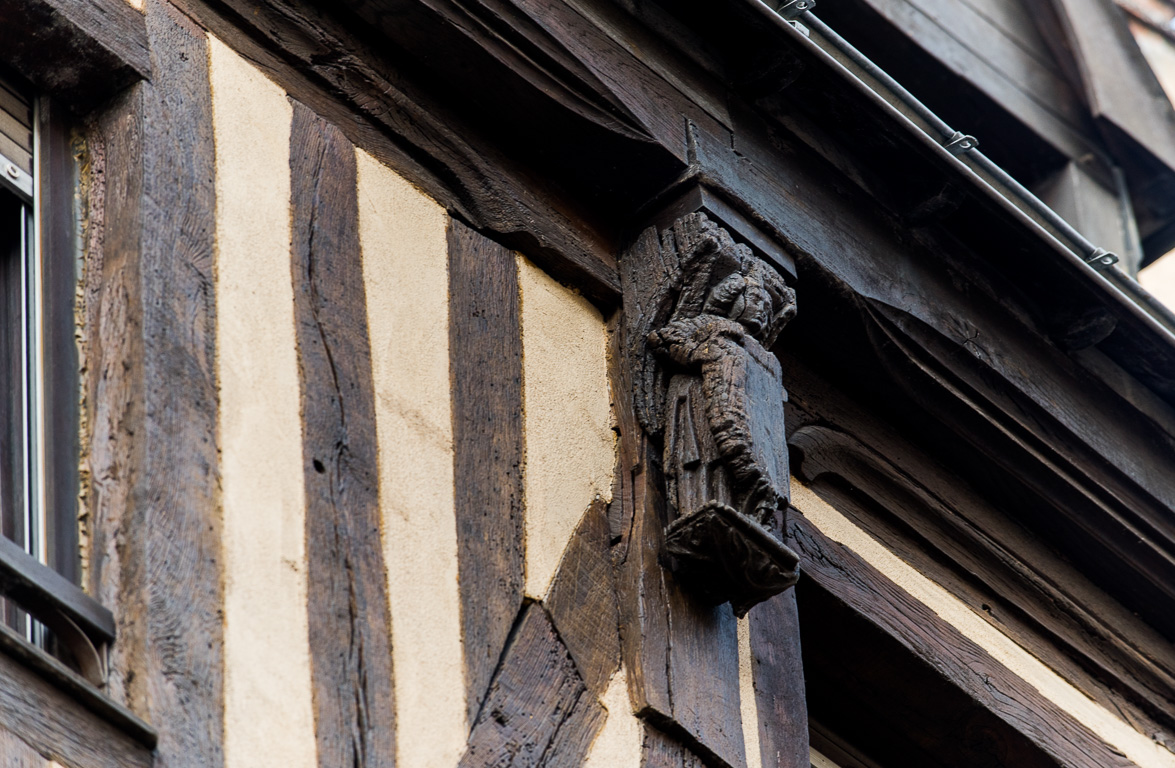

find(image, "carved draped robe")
[656,313,797,615]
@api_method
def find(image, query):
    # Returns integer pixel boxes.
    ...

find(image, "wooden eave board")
[1035,0,1175,175]
[666,0,1175,634]
[954,0,1060,67]
[781,352,1175,736]
[706,0,1175,403]
[0,0,150,111]
[828,0,1101,165]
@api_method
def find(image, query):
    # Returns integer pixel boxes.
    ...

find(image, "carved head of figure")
[702,247,797,349]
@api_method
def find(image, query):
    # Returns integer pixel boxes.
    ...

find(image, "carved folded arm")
[622,211,800,616]
[648,314,748,367]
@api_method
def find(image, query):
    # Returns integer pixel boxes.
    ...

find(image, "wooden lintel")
[0,0,150,111]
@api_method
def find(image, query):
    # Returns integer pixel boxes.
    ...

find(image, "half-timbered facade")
[4,0,1175,767]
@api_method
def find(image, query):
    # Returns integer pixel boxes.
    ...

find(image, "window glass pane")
[0,188,27,634]
[0,188,24,550]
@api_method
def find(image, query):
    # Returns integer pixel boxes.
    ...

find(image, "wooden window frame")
[0,72,107,686]
[0,0,150,690]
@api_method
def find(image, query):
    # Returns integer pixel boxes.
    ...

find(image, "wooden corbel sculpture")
[624,211,800,616]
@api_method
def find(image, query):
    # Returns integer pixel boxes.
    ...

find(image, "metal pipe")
[795,11,955,140]
[744,0,1175,345]
[795,9,1118,269]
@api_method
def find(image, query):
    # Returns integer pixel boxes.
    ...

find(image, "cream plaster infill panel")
[737,616,764,768]
[517,255,616,600]
[582,667,643,768]
[791,478,1175,768]
[809,747,842,768]
[209,36,316,768]
[357,148,467,768]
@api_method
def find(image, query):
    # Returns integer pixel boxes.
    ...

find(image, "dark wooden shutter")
[0,75,32,175]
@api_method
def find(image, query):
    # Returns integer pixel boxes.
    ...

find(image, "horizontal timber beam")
[0,0,151,111]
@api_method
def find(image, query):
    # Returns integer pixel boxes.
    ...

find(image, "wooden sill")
[0,620,156,750]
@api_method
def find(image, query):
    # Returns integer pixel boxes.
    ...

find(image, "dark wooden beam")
[792,509,1136,768]
[38,97,82,586]
[84,3,223,766]
[0,621,153,766]
[545,498,622,697]
[642,724,710,768]
[448,219,528,727]
[0,0,150,112]
[1029,0,1175,175]
[153,0,1175,675]
[794,504,1142,768]
[459,603,606,767]
[0,621,155,750]
[169,0,627,303]
[660,90,1175,643]
[290,101,397,768]
[609,291,748,768]
[748,591,808,768]
[782,350,1175,744]
[813,0,1094,180]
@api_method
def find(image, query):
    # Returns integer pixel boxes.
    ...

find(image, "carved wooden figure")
[629,212,800,616]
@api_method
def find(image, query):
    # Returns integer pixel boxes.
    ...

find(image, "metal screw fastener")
[777,0,815,19]
[1086,247,1119,269]
[943,132,979,155]
[4,164,18,180]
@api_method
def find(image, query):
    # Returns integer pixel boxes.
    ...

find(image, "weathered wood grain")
[0,632,152,767]
[0,0,151,112]
[448,218,526,728]
[545,497,621,696]
[489,0,726,153]
[791,510,1137,768]
[459,603,605,768]
[0,619,154,748]
[167,0,622,303]
[885,0,1082,123]
[0,534,112,643]
[641,724,708,768]
[0,724,56,768]
[748,591,808,768]
[84,2,223,766]
[0,74,32,176]
[84,67,142,704]
[786,402,1175,747]
[339,0,693,222]
[609,312,673,719]
[951,0,1059,73]
[290,101,397,768]
[0,185,23,574]
[38,99,81,585]
[612,254,748,768]
[1028,0,1175,172]
[662,583,746,768]
[615,308,745,768]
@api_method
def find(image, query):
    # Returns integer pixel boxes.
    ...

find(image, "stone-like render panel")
[209,36,317,768]
[738,617,764,768]
[581,667,643,768]
[358,148,467,768]
[517,255,616,600]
